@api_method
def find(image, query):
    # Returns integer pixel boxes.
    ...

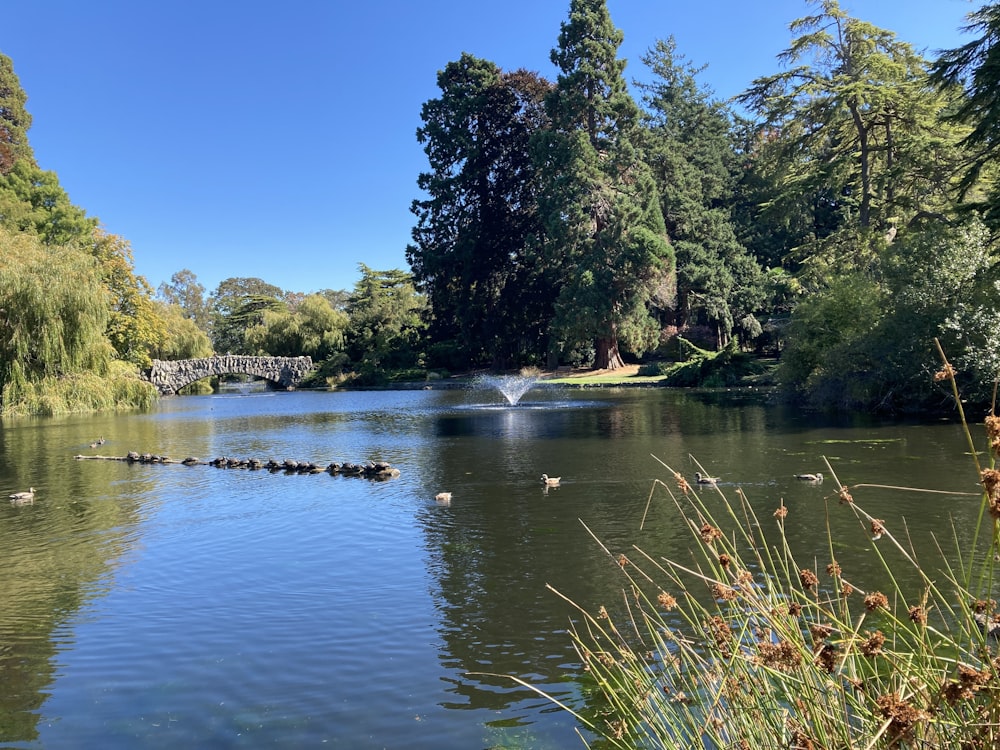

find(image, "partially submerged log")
[74,451,401,479]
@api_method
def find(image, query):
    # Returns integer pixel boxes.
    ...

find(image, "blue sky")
[3,0,978,297]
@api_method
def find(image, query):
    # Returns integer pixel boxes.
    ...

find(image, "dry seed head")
[810,623,833,643]
[718,552,732,569]
[861,630,886,657]
[973,598,996,614]
[864,591,890,611]
[705,615,732,656]
[933,364,956,382]
[711,582,738,601]
[699,523,723,544]
[876,692,928,740]
[982,469,1000,516]
[871,519,886,540]
[815,643,838,673]
[987,415,1000,456]
[774,505,788,519]
[826,561,841,577]
[756,639,802,672]
[657,591,677,610]
[908,605,927,625]
[617,553,629,568]
[788,728,815,750]
[673,471,691,495]
[800,568,819,590]
[839,487,854,504]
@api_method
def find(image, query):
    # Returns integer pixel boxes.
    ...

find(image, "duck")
[435,492,452,505]
[795,472,823,484]
[694,472,719,485]
[9,487,35,503]
[540,474,561,486]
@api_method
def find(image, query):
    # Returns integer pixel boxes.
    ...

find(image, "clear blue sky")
[3,0,977,297]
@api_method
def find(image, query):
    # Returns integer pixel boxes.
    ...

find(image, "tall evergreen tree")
[408,54,554,369]
[0,53,34,174]
[638,38,765,349]
[738,0,960,274]
[345,264,425,372]
[931,2,1000,225]
[536,0,673,369]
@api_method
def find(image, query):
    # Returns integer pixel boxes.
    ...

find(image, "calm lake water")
[0,385,987,748]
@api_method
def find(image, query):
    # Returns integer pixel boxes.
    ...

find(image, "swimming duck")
[694,472,719,485]
[795,472,823,484]
[435,492,452,505]
[540,474,561,486]
[9,487,35,503]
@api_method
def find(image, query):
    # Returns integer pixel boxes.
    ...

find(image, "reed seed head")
[657,591,677,610]
[699,523,723,544]
[864,591,889,611]
[871,519,886,540]
[800,568,819,590]
[861,630,885,657]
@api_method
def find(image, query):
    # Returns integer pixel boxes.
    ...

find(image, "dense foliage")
[5,0,1000,414]
[404,0,1000,411]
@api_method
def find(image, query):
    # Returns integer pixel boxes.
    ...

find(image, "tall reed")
[513,342,1000,748]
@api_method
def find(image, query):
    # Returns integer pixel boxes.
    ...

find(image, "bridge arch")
[144,356,313,395]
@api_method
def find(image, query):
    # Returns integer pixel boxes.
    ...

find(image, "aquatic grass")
[514,343,1000,748]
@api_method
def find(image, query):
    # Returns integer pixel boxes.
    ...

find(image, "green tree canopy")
[638,37,765,349]
[208,277,285,354]
[244,293,347,361]
[0,53,34,174]
[345,264,425,373]
[88,228,165,368]
[0,226,111,404]
[149,300,213,360]
[737,0,962,274]
[157,269,209,330]
[931,2,1000,224]
[408,54,555,369]
[535,0,674,369]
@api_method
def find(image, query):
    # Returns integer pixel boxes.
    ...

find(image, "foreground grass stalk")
[522,345,1000,748]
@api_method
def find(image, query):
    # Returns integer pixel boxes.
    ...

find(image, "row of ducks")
[436,473,561,505]
[694,471,823,485]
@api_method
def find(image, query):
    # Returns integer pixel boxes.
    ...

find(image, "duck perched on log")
[76,450,400,479]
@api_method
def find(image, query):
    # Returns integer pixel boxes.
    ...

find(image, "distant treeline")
[3,0,1000,415]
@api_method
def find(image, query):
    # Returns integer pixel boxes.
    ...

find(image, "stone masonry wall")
[145,356,313,395]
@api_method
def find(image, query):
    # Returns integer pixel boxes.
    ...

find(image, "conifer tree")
[536,0,673,369]
[0,53,34,174]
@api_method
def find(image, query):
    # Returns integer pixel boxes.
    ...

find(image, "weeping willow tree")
[0,227,155,415]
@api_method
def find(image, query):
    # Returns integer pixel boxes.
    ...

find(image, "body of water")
[0,385,985,748]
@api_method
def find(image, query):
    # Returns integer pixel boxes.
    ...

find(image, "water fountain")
[473,373,541,406]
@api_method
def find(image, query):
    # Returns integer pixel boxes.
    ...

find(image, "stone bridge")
[145,355,314,395]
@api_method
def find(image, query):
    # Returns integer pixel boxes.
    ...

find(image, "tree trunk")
[594,337,625,370]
